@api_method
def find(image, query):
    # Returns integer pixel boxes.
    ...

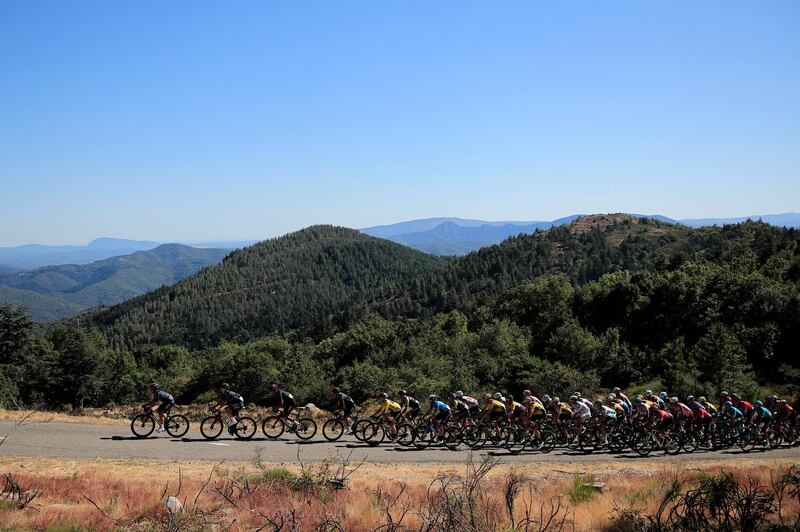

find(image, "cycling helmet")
[331,386,340,394]
[522,389,531,397]
[269,383,278,391]
[493,392,503,400]
[569,396,578,403]
[219,382,230,389]
[634,395,643,404]
[659,391,668,398]
[698,396,706,403]
[644,390,653,396]
[670,397,678,403]
[377,392,387,399]
[608,393,617,400]
[428,394,438,402]
[754,400,763,407]
[574,392,582,398]
[148,382,159,390]
[731,393,740,400]
[686,395,694,403]
[723,400,733,407]
[594,400,603,407]
[720,391,729,397]
[542,394,551,403]
[506,394,514,402]
[612,387,622,393]
[398,389,406,396]
[484,393,492,400]
[454,390,463,398]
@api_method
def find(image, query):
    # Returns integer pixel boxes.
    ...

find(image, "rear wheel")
[362,422,385,446]
[235,417,257,440]
[351,419,372,442]
[395,423,415,446]
[262,416,285,439]
[322,419,346,441]
[131,414,156,438]
[296,418,317,440]
[443,428,460,451]
[166,414,190,438]
[200,416,224,440]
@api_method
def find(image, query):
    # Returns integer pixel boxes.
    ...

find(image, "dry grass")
[1,455,798,531]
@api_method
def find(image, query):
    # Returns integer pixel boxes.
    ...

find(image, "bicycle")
[262,406,317,440]
[200,407,257,440]
[130,406,190,438]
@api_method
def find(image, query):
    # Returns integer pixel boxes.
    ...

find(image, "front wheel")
[296,418,317,440]
[395,423,416,446]
[322,419,346,441]
[200,416,224,440]
[131,414,155,438]
[262,416,286,439]
[235,417,257,440]
[166,414,190,438]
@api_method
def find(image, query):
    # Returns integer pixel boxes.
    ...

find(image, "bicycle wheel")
[235,417,257,440]
[200,416,224,440]
[395,423,416,446]
[414,425,436,450]
[462,425,486,449]
[131,414,156,438]
[351,419,372,442]
[443,428,461,451]
[539,430,557,453]
[296,417,317,440]
[166,414,190,438]
[362,421,385,446]
[322,419,346,441]
[261,416,285,439]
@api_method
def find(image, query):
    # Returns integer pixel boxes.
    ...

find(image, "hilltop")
[87,226,449,349]
[362,212,800,255]
[0,244,228,320]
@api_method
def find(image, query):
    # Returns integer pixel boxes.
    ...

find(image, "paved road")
[1,420,798,464]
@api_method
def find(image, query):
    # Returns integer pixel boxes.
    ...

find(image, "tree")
[692,323,758,399]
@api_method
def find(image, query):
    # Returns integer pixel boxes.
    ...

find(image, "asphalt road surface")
[1,420,799,464]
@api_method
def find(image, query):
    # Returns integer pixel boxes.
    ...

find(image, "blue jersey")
[728,406,743,418]
[431,400,451,413]
[755,406,772,419]
[154,390,174,403]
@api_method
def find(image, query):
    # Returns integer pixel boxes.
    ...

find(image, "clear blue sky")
[1,1,798,245]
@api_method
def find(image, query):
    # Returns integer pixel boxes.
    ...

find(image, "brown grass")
[1,455,798,531]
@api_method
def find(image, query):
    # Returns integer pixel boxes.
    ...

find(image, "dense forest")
[1,215,798,410]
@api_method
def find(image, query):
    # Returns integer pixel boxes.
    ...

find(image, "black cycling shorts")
[343,401,355,417]
[490,410,505,422]
[229,401,243,415]
[156,402,175,414]
[434,410,451,422]
[468,405,480,418]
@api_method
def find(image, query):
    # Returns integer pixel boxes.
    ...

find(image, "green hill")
[373,214,800,318]
[88,226,449,349]
[0,244,228,320]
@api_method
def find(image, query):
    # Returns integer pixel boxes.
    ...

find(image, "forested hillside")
[0,244,228,320]
[375,214,800,318]
[1,215,798,411]
[86,226,449,349]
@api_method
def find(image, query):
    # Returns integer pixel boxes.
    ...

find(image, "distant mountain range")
[362,213,800,255]
[0,244,228,320]
[0,237,254,270]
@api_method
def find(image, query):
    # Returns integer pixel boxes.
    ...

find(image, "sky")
[1,2,798,245]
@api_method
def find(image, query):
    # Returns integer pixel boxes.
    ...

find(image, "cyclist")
[374,392,403,436]
[593,399,616,442]
[330,387,356,433]
[669,397,693,433]
[214,382,245,434]
[569,395,591,432]
[689,398,713,441]
[524,394,547,441]
[482,393,507,439]
[612,387,633,410]
[398,390,421,421]
[731,393,753,422]
[142,382,175,433]
[268,383,299,430]
[504,394,526,424]
[698,396,717,416]
[455,391,481,420]
[775,399,795,425]
[650,407,674,436]
[752,400,773,437]
[427,395,451,442]
[721,400,744,420]
[549,396,573,439]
